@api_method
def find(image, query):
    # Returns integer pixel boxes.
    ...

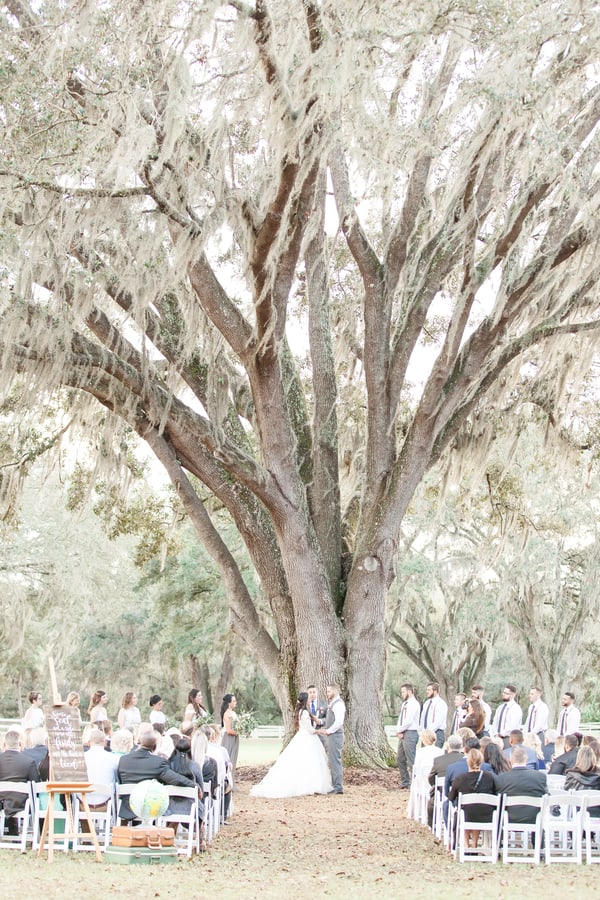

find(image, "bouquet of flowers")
[235,709,257,738]
[193,710,213,729]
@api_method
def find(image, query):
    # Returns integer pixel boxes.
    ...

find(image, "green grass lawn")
[237,738,282,766]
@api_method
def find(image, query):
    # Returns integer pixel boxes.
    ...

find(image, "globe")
[129,779,169,823]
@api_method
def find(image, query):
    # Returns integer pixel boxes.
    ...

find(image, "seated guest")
[117,732,197,822]
[191,729,219,797]
[101,720,113,752]
[204,725,232,818]
[565,745,600,814]
[524,732,546,769]
[111,729,134,758]
[426,734,463,828]
[484,741,511,776]
[167,737,205,821]
[85,728,119,808]
[495,745,547,823]
[407,730,442,823]
[448,748,496,849]
[582,735,600,766]
[503,730,539,769]
[445,737,492,798]
[549,733,579,775]
[544,728,557,764]
[153,722,175,759]
[23,726,50,781]
[0,730,39,834]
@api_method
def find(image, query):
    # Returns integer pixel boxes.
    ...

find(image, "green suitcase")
[104,846,179,865]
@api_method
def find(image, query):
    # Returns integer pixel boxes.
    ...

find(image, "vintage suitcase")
[111,826,175,848]
[104,846,178,865]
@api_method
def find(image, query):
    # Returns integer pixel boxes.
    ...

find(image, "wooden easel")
[37,657,103,862]
[37,782,103,862]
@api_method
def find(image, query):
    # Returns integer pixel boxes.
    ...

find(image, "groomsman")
[557,692,581,735]
[491,684,523,747]
[419,682,448,748]
[524,686,549,741]
[396,683,420,789]
[449,693,467,734]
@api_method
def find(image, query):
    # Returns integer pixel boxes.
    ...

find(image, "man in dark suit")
[0,730,40,834]
[549,733,579,775]
[495,746,548,823]
[426,734,463,827]
[117,731,197,821]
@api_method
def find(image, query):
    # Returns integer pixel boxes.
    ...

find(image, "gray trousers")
[327,730,344,792]
[397,730,419,787]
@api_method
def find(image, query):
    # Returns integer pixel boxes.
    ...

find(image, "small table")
[37,782,103,862]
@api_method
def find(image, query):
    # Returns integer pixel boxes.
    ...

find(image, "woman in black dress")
[448,748,497,849]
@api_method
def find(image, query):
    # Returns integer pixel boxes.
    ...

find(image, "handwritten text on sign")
[44,705,88,782]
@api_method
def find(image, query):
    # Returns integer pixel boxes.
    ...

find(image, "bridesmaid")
[220,693,239,788]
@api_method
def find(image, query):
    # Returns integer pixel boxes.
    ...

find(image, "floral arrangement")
[192,711,214,729]
[235,709,257,738]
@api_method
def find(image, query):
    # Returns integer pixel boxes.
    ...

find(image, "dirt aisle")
[202,766,600,900]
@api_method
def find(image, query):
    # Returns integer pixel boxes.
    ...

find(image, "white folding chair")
[74,783,115,851]
[31,782,72,852]
[159,785,200,857]
[454,793,501,863]
[407,770,430,825]
[541,792,583,864]
[203,781,219,842]
[431,775,446,840]
[579,791,600,864]
[546,774,567,795]
[501,795,544,864]
[0,782,33,852]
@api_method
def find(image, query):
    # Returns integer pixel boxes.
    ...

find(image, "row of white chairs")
[452,790,600,864]
[426,775,600,864]
[0,777,228,857]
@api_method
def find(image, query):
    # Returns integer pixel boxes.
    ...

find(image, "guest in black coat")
[565,746,600,816]
[117,732,197,821]
[0,730,39,834]
[494,746,548,823]
[549,734,579,775]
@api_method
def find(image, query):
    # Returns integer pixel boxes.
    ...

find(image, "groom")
[317,684,346,795]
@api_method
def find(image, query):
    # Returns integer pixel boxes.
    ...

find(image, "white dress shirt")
[325,696,346,734]
[397,696,421,733]
[491,700,523,737]
[557,705,581,735]
[524,700,549,734]
[449,707,466,734]
[84,746,119,804]
[419,697,448,733]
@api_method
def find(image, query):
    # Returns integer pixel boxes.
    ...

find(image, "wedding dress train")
[250,710,333,798]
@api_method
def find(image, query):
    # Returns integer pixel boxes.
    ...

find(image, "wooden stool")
[37,782,103,862]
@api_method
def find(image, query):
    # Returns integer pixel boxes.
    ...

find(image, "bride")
[250,692,333,798]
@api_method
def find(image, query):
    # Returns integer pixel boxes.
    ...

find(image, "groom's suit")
[324,695,346,794]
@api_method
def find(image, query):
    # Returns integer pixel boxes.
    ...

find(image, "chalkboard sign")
[44,705,88,783]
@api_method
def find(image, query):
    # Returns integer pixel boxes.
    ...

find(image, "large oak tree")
[1,0,600,760]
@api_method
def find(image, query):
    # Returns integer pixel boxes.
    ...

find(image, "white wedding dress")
[250,710,333,798]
